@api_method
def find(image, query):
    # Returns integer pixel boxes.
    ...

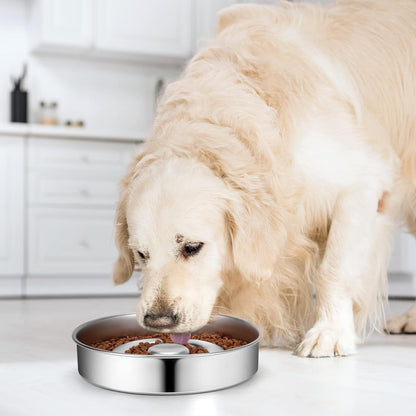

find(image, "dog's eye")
[137,250,148,261]
[182,242,204,258]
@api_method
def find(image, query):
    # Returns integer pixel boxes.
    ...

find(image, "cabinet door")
[95,0,193,59]
[0,137,24,277]
[389,229,416,273]
[388,228,416,296]
[29,0,93,52]
[28,207,117,275]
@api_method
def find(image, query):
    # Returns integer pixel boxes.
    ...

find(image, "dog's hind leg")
[386,206,416,334]
[386,303,416,334]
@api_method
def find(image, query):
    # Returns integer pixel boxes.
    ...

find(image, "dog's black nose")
[143,313,178,329]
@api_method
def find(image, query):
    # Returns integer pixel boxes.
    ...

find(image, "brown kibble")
[90,332,247,355]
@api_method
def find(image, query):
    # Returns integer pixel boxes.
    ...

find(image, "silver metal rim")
[72,313,260,358]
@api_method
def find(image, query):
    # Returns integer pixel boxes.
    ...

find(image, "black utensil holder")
[11,89,28,123]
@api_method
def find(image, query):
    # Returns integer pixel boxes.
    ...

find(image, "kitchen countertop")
[1,297,415,416]
[0,122,148,142]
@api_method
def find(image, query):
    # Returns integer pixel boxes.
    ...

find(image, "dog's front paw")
[385,304,416,334]
[295,325,356,358]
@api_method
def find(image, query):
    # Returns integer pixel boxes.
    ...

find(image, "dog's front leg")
[296,189,380,357]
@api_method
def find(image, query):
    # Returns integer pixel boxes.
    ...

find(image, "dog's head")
[113,154,279,333]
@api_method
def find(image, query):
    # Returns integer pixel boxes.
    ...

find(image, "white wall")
[27,55,180,133]
[0,0,182,133]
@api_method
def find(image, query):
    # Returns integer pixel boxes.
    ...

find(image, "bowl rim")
[72,313,260,359]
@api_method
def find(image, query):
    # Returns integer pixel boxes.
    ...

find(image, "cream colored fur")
[113,0,416,357]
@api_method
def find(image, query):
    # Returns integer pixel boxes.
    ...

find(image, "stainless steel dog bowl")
[72,313,259,395]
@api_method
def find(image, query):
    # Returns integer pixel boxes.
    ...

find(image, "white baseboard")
[3,272,413,299]
[0,276,23,297]
[23,272,141,297]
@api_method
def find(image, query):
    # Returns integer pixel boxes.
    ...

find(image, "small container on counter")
[65,120,85,128]
[39,101,58,125]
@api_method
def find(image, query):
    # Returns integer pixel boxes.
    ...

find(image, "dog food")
[90,333,247,355]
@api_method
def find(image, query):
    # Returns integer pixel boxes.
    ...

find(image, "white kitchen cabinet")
[389,229,416,273]
[0,137,24,296]
[388,228,416,297]
[28,206,117,275]
[0,137,24,276]
[95,0,193,60]
[29,0,194,62]
[28,0,238,63]
[29,0,94,53]
[24,136,140,296]
[26,137,136,280]
[0,128,141,297]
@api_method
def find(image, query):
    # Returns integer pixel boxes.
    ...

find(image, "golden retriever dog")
[113,0,416,357]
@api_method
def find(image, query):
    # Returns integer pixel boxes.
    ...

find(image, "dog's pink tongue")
[169,332,191,344]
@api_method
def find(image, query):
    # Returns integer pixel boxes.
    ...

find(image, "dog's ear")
[225,197,279,282]
[113,193,134,285]
[112,152,146,285]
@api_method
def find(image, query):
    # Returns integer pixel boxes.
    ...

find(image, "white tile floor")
[0,298,415,416]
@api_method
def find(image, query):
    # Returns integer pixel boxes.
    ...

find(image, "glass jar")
[39,101,58,125]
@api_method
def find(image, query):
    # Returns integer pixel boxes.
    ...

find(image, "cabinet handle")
[79,240,89,248]
[80,188,90,197]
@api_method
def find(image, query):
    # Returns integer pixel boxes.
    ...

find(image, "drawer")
[28,137,137,170]
[28,169,122,205]
[28,207,118,275]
